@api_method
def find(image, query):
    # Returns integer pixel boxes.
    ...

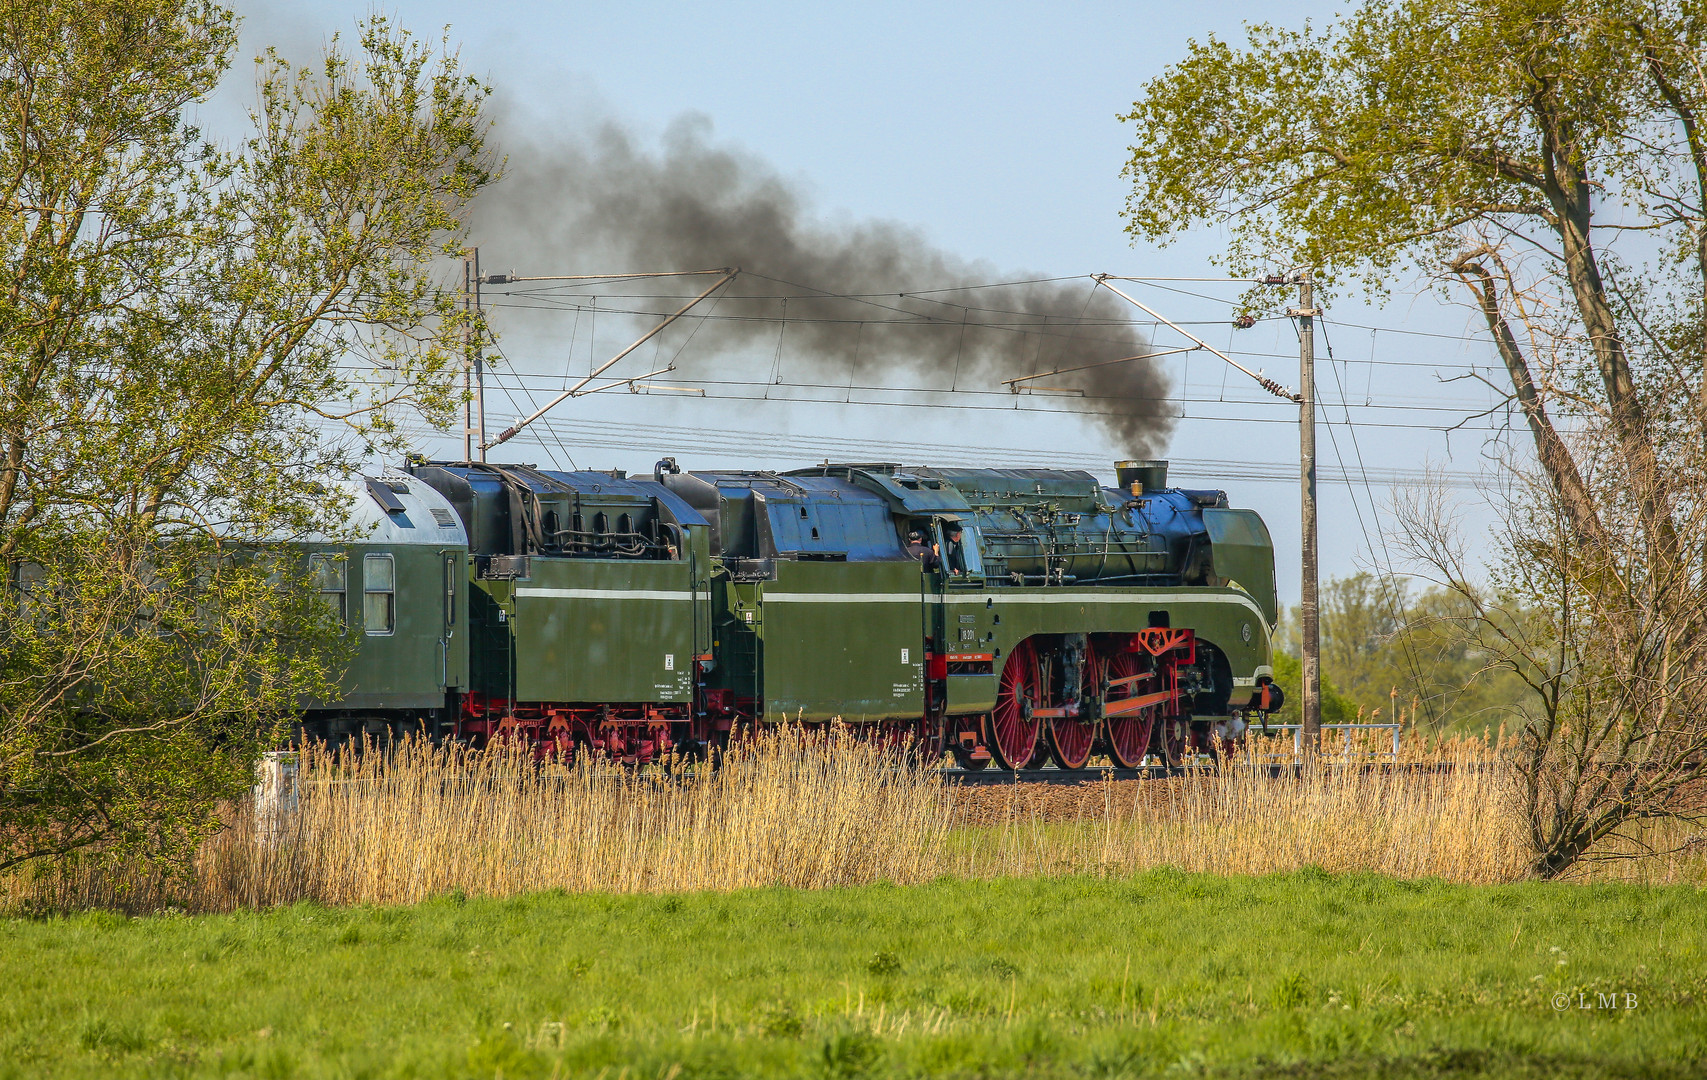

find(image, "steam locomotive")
[300,457,1282,770]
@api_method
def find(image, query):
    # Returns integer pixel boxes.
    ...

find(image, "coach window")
[364,553,395,635]
[310,554,346,623]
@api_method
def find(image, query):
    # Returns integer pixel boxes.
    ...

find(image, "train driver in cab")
[941,522,967,576]
[907,528,937,570]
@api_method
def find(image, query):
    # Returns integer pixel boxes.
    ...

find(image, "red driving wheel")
[1046,650,1100,770]
[1102,649,1157,769]
[990,638,1043,769]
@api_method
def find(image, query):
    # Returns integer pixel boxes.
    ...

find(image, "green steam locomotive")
[299,457,1282,770]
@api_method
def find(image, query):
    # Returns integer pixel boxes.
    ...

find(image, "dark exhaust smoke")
[471,114,1174,456]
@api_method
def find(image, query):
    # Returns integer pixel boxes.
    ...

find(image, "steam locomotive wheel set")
[298,458,1283,769]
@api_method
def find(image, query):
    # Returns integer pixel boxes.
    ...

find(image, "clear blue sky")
[228,1,1512,606]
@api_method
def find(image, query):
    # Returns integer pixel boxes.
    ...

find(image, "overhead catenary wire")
[483,297,1505,374]
[399,265,1526,486]
[477,265,1513,371]
[1315,316,1443,729]
[333,363,1511,432]
[334,408,1485,490]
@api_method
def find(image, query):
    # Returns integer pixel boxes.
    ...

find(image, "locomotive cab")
[904,515,984,580]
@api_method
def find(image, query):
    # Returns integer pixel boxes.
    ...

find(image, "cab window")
[938,521,984,579]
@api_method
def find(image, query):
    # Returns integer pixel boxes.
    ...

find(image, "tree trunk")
[1451,256,1609,549]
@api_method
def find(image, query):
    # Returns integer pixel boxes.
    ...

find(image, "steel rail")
[937,761,1475,786]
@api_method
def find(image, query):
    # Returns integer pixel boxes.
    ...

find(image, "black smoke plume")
[471,114,1174,456]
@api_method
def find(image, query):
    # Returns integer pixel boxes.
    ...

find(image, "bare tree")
[1394,457,1707,877]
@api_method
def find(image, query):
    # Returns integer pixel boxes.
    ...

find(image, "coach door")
[440,551,467,691]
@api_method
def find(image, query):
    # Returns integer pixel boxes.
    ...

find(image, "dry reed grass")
[10,726,1704,914]
[955,736,1525,881]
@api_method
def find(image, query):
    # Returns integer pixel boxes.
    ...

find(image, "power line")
[371,361,1502,416]
[1317,317,1443,729]
[479,292,1506,373]
[341,407,1484,490]
[328,368,1514,432]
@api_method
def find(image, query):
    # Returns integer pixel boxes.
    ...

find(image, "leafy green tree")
[1122,0,1707,876]
[1270,573,1534,736]
[0,1,494,877]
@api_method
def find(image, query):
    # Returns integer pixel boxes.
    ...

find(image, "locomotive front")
[781,460,1282,769]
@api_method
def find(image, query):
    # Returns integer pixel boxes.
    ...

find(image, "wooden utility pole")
[460,249,489,462]
[462,252,473,462]
[1296,268,1321,756]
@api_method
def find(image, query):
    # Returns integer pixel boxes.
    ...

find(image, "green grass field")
[2,869,1702,1078]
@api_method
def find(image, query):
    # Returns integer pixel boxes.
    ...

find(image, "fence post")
[254,750,299,845]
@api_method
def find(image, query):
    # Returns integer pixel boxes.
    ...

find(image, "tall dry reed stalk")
[962,737,1529,882]
[9,728,1702,914]
[225,726,950,908]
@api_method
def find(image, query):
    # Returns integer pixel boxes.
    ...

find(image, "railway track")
[941,765,1175,785]
[937,761,1468,785]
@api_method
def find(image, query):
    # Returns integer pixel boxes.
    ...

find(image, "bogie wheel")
[1046,650,1100,770]
[990,639,1044,769]
[1153,711,1190,769]
[1102,650,1158,769]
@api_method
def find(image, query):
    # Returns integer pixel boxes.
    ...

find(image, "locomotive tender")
[301,458,1283,770]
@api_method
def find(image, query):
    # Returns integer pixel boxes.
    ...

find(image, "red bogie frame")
[1125,628,1198,767]
[458,692,687,763]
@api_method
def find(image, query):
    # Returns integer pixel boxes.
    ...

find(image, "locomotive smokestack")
[471,111,1175,456]
[1115,459,1168,494]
